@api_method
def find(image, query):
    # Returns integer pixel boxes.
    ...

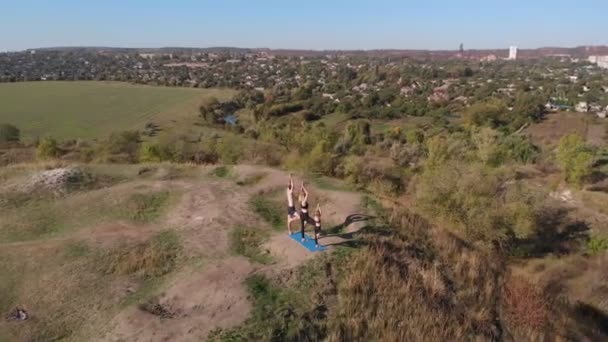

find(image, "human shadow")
[574,302,608,336]
[324,213,375,235]
[513,207,590,258]
[320,222,397,249]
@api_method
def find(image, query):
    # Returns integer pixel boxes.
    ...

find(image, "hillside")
[0,163,372,341]
[0,82,234,140]
[1,161,606,341]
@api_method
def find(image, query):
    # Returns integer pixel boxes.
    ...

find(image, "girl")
[299,182,311,242]
[286,174,300,235]
[313,204,323,248]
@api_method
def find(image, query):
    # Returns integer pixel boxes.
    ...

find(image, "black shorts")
[288,206,297,218]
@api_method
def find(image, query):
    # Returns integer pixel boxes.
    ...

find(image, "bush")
[415,162,538,246]
[217,135,244,164]
[100,131,141,163]
[556,134,594,186]
[139,144,163,162]
[0,123,20,145]
[36,137,61,159]
[586,236,608,255]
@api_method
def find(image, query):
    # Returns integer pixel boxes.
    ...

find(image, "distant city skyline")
[1,0,607,52]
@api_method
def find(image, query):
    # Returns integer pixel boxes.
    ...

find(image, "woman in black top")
[298,182,311,241]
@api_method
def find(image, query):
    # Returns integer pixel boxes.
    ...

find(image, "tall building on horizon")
[508,46,518,60]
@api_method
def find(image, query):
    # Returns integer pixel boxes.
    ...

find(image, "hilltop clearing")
[0,163,366,341]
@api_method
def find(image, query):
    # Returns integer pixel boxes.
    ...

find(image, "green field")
[0,82,235,140]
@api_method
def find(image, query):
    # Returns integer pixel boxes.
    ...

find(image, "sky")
[1,0,607,51]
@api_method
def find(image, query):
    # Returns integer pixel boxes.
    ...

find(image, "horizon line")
[4,44,608,53]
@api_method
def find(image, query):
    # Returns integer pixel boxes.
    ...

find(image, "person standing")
[298,182,312,242]
[286,174,300,235]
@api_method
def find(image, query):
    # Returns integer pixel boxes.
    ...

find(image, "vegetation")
[556,134,595,185]
[0,82,233,139]
[2,48,608,340]
[229,226,272,264]
[249,194,284,231]
[0,123,20,145]
[586,235,608,255]
[125,191,171,222]
[36,136,61,159]
[99,231,181,279]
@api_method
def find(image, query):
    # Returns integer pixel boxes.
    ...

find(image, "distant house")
[590,104,603,112]
[545,101,571,112]
[480,54,497,62]
[597,111,606,119]
[575,101,589,113]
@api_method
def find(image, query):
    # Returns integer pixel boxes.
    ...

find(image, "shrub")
[303,140,336,176]
[139,144,163,162]
[37,137,61,159]
[463,98,507,128]
[100,131,141,163]
[556,134,594,186]
[586,236,608,255]
[217,135,244,164]
[0,123,20,145]
[415,162,538,246]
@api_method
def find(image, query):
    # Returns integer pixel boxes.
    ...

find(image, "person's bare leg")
[287,216,293,235]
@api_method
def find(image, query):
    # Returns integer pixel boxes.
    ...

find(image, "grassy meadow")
[0,82,234,140]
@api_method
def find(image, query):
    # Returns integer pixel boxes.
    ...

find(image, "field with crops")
[0,82,234,140]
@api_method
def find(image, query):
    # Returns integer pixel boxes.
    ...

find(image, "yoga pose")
[299,182,311,241]
[286,174,300,235]
[313,204,323,248]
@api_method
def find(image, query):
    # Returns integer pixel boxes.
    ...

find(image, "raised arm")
[301,182,308,200]
[288,173,294,190]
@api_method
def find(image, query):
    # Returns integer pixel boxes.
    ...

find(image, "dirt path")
[96,165,366,341]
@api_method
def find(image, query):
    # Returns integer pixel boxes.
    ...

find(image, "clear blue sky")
[1,0,607,51]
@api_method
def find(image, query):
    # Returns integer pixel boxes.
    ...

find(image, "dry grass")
[98,231,181,279]
[329,210,504,341]
[502,276,549,330]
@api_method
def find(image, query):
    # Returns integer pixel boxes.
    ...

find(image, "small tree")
[37,137,61,159]
[0,123,20,144]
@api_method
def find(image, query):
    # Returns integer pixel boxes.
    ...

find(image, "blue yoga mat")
[289,232,327,252]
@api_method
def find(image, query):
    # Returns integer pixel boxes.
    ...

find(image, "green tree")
[556,134,594,186]
[512,92,546,127]
[463,99,507,128]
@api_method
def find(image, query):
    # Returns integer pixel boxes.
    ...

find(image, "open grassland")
[0,82,235,140]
